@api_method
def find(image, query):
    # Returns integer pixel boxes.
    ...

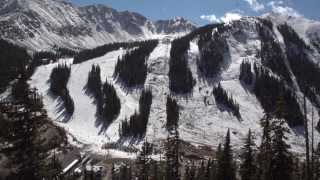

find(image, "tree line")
[240,59,304,126]
[239,59,253,85]
[86,65,121,127]
[166,96,180,131]
[49,63,74,116]
[257,19,292,84]
[119,89,153,139]
[86,65,103,115]
[102,78,121,126]
[168,23,227,94]
[212,83,241,119]
[113,40,158,89]
[197,26,229,79]
[168,35,195,95]
[73,40,157,64]
[0,78,62,180]
[253,63,303,126]
[0,39,30,93]
[278,23,320,115]
[111,102,320,180]
[32,47,76,66]
[0,38,77,94]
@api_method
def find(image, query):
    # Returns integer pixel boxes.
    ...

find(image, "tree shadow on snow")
[47,90,73,123]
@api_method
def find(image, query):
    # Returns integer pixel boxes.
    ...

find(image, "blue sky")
[71,0,320,25]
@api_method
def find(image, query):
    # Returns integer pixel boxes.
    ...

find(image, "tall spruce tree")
[138,139,152,180]
[87,65,103,114]
[269,95,294,180]
[313,143,320,179]
[240,129,257,180]
[102,78,121,125]
[258,114,273,180]
[165,125,180,180]
[270,118,293,180]
[216,129,236,180]
[166,96,179,131]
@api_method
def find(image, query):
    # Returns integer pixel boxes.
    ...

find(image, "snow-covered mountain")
[28,13,320,156]
[0,0,196,50]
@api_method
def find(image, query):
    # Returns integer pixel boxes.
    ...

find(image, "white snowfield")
[29,15,320,157]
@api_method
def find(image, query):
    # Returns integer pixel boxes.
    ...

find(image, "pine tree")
[313,143,320,179]
[87,65,103,114]
[169,36,195,94]
[119,90,152,138]
[166,96,179,131]
[216,129,236,180]
[240,129,257,180]
[270,118,293,180]
[239,60,253,85]
[197,29,228,79]
[257,114,273,180]
[102,78,121,125]
[113,40,158,88]
[1,89,60,180]
[138,140,152,180]
[253,63,303,126]
[0,39,30,93]
[165,125,180,180]
[212,83,241,119]
[49,63,74,115]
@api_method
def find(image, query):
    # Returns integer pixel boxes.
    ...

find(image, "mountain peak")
[0,0,196,50]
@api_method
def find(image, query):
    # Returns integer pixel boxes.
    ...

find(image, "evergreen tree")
[0,39,30,93]
[165,125,180,180]
[240,129,257,180]
[119,90,152,138]
[278,23,320,111]
[86,65,103,114]
[253,64,303,126]
[166,96,179,131]
[169,36,195,94]
[113,40,158,88]
[137,140,152,180]
[197,29,228,79]
[216,129,236,180]
[49,63,74,115]
[257,20,292,83]
[257,114,273,180]
[212,83,241,119]
[74,40,151,64]
[313,143,320,179]
[0,89,61,180]
[270,118,293,180]
[239,60,253,85]
[102,78,121,125]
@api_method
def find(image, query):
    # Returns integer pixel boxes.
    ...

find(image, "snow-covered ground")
[29,16,320,157]
[29,49,140,154]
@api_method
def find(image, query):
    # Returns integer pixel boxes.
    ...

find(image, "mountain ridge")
[26,14,320,155]
[0,0,196,50]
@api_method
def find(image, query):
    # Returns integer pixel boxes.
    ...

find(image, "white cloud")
[267,1,284,6]
[268,1,301,17]
[243,0,265,12]
[200,12,242,23]
[200,14,221,23]
[220,13,242,23]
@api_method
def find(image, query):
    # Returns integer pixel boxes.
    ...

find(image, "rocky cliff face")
[0,0,196,50]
